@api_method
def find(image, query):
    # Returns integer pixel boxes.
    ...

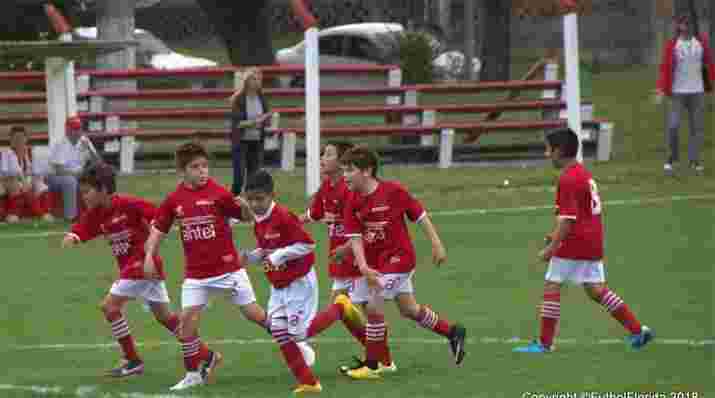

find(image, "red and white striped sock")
[415,305,451,338]
[540,291,561,348]
[599,289,642,334]
[107,313,140,362]
[180,336,204,371]
[365,314,388,369]
[272,328,318,386]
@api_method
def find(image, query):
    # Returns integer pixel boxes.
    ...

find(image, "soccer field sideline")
[0,192,713,241]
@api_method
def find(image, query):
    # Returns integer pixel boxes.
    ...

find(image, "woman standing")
[229,67,272,194]
[656,14,715,176]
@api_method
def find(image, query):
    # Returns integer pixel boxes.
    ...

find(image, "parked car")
[275,22,481,87]
[72,27,218,70]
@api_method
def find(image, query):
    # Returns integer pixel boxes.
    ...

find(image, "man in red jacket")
[656,15,715,176]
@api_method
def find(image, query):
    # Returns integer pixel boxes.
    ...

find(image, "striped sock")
[599,289,642,335]
[540,291,561,348]
[416,305,451,338]
[180,336,203,371]
[108,314,140,361]
[272,328,318,386]
[365,314,387,370]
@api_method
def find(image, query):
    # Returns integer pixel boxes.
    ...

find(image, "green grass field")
[0,163,713,397]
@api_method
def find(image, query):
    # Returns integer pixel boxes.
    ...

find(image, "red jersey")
[254,202,315,289]
[153,178,244,279]
[307,177,361,279]
[69,194,165,280]
[554,162,604,260]
[343,180,426,274]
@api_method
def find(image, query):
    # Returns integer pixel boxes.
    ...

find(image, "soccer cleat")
[346,365,381,380]
[334,294,366,327]
[292,382,323,394]
[339,356,396,375]
[627,325,654,350]
[512,340,552,353]
[106,359,144,378]
[169,372,204,391]
[448,323,467,365]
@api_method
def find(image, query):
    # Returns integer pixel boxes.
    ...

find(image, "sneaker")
[664,162,675,175]
[346,365,381,380]
[627,325,654,350]
[106,359,144,378]
[169,372,204,391]
[41,213,55,223]
[513,340,552,353]
[378,361,398,374]
[334,294,366,327]
[292,382,322,394]
[448,323,467,365]
[199,350,223,384]
[690,162,704,175]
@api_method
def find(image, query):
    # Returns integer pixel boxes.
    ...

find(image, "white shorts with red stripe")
[331,276,369,303]
[545,256,606,284]
[267,269,319,339]
[109,279,170,304]
[181,269,257,308]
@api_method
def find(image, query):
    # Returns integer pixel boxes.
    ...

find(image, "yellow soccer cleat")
[334,294,366,328]
[346,366,381,380]
[293,382,323,394]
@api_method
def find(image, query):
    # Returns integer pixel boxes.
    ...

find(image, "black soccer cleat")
[448,323,467,366]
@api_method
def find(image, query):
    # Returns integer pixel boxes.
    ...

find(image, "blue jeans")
[46,175,78,220]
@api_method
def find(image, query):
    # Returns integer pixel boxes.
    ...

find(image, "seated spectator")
[0,126,53,223]
[46,116,102,221]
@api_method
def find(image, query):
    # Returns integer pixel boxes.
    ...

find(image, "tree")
[480,0,512,81]
[195,0,275,66]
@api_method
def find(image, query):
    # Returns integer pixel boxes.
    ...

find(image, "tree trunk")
[481,0,511,81]
[463,0,476,80]
[196,0,274,66]
[437,0,452,40]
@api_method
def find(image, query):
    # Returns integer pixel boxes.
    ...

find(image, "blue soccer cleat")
[627,325,654,350]
[512,340,552,353]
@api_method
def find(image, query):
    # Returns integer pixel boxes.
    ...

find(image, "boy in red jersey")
[338,146,467,380]
[61,163,185,377]
[242,169,364,394]
[514,128,653,353]
[143,143,267,391]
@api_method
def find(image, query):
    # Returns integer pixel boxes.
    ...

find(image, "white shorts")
[331,277,369,304]
[267,269,319,339]
[370,271,414,300]
[181,269,257,308]
[545,256,606,285]
[109,279,170,304]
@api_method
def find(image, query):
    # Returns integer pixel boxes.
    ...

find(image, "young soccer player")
[513,128,653,353]
[338,146,467,380]
[61,163,187,377]
[143,142,268,391]
[241,169,364,394]
[300,142,396,373]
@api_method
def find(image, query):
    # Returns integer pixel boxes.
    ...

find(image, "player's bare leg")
[100,294,144,377]
[584,283,653,350]
[238,301,269,331]
[514,281,561,353]
[171,305,212,391]
[396,293,466,365]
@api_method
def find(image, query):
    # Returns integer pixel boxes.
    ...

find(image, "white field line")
[9,336,714,352]
[1,193,714,241]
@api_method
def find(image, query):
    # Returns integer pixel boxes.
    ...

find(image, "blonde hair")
[231,67,262,105]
